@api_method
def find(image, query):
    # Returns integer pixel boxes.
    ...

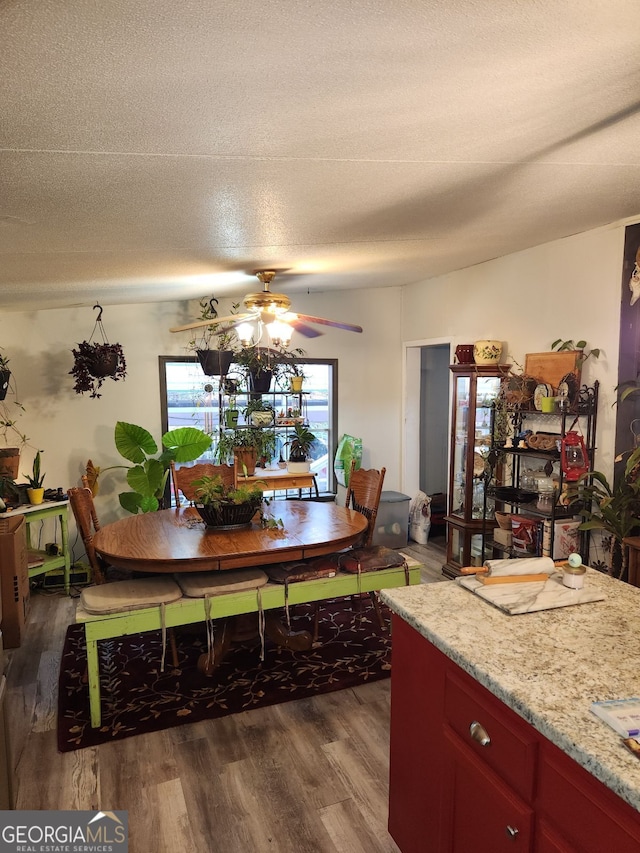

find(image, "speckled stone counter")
[381,569,640,812]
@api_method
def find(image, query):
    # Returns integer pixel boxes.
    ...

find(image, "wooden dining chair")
[345,460,386,547]
[68,486,108,585]
[310,461,387,640]
[68,485,180,666]
[170,461,235,506]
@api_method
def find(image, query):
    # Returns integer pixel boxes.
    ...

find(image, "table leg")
[86,635,102,728]
[60,510,70,594]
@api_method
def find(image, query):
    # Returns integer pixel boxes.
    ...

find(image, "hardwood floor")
[5,535,447,853]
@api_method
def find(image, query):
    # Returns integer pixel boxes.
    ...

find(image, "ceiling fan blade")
[169,312,252,333]
[291,313,363,333]
[287,319,324,338]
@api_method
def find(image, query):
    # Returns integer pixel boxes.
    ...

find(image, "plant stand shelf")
[9,500,71,594]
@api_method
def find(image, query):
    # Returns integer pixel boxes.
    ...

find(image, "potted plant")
[215,427,276,474]
[0,349,10,402]
[286,423,316,473]
[234,346,277,393]
[568,445,640,582]
[0,347,28,479]
[242,397,274,427]
[188,297,239,376]
[92,422,212,513]
[24,450,45,505]
[190,473,266,529]
[70,305,127,398]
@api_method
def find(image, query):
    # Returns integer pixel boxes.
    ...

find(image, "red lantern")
[561,431,589,481]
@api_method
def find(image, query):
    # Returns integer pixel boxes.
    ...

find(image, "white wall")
[0,217,635,561]
[401,223,628,482]
[0,288,403,551]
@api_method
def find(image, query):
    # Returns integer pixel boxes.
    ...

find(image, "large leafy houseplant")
[112,422,212,513]
[569,445,640,581]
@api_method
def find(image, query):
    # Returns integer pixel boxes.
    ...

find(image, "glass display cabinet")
[443,364,511,578]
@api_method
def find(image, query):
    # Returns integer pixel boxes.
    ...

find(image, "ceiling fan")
[169,270,363,344]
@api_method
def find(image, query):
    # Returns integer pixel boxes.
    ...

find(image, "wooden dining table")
[91,500,369,661]
[92,500,368,574]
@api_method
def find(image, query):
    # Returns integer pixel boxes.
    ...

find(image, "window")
[159,356,338,497]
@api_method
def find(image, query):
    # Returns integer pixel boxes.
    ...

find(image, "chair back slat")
[171,462,235,504]
[345,460,386,546]
[67,486,106,584]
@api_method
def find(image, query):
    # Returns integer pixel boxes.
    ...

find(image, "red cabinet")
[388,616,640,852]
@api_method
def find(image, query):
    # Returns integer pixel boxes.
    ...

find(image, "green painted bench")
[75,560,422,727]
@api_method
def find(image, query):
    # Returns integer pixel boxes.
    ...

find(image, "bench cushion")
[265,554,340,584]
[80,576,183,614]
[176,568,268,597]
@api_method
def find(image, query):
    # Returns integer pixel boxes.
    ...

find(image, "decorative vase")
[455,345,475,364]
[27,487,45,505]
[473,340,503,365]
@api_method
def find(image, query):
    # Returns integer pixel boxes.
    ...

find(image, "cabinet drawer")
[444,669,537,802]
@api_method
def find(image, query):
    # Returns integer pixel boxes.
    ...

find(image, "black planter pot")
[197,350,234,377]
[0,368,10,401]
[89,350,119,378]
[249,369,273,393]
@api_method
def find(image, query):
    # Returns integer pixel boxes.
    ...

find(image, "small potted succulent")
[191,473,265,529]
[24,450,45,505]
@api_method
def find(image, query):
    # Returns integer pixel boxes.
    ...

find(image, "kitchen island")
[381,569,640,852]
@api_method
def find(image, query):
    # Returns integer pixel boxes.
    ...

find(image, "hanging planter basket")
[196,349,234,377]
[70,305,127,398]
[0,368,10,402]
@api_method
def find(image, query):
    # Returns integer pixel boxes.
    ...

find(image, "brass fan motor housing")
[244,271,291,315]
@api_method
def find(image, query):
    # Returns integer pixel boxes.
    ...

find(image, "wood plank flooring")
[4,536,447,853]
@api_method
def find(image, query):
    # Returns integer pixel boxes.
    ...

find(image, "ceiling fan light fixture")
[236,321,256,347]
[267,319,293,347]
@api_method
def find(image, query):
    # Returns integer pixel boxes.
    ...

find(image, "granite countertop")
[381,569,640,812]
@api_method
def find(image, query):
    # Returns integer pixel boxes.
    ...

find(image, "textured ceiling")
[1,0,640,311]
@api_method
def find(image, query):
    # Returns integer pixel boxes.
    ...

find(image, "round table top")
[92,500,368,573]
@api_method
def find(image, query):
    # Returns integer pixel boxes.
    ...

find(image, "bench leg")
[86,636,102,728]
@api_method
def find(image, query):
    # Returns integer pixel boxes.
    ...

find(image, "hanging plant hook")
[93,303,104,323]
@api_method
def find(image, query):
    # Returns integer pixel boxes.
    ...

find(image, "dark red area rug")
[57,598,392,752]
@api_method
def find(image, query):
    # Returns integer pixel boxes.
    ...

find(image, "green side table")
[11,501,71,594]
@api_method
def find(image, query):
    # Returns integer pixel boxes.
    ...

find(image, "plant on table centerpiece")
[24,450,45,505]
[191,473,266,528]
[285,423,316,474]
[567,444,640,582]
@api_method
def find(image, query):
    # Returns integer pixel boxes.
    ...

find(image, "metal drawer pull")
[469,720,491,746]
[505,825,519,839]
